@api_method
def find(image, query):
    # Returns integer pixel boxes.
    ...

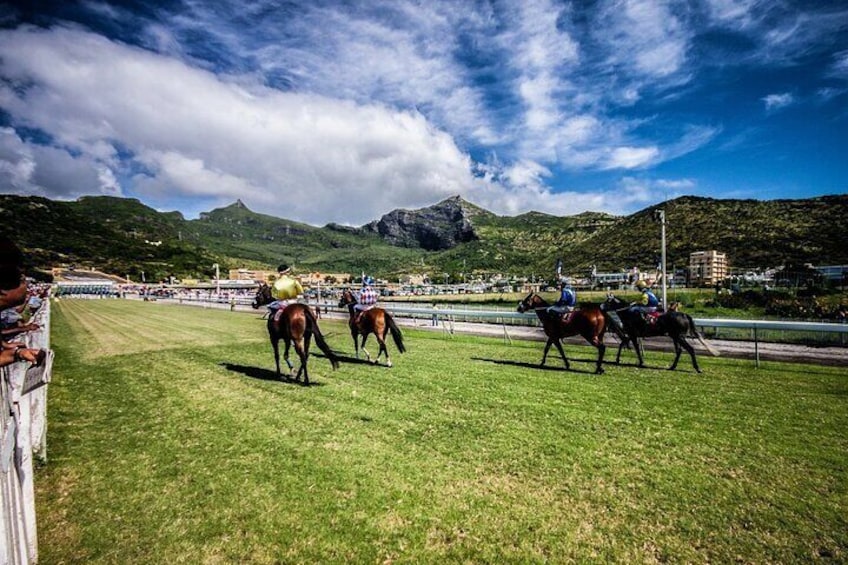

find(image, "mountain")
[1,192,846,282]
[363,195,487,250]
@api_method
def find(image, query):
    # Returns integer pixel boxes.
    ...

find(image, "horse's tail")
[385,312,406,353]
[686,313,720,357]
[304,306,340,369]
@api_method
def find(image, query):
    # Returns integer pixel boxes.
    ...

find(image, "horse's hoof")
[386,361,393,368]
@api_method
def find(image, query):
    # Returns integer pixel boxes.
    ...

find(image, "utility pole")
[213,263,220,297]
[653,209,668,310]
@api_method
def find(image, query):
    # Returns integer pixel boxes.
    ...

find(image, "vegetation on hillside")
[1,192,846,282]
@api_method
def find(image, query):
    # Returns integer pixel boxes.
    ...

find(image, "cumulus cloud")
[0,25,477,224]
[0,128,120,199]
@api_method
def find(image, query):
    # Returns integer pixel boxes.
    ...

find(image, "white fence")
[0,301,52,565]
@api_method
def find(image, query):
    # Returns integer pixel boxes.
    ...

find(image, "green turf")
[36,299,847,563]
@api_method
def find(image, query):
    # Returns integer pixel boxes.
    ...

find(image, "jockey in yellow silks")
[268,264,303,314]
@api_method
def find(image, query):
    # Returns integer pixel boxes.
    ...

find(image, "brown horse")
[252,283,338,384]
[338,289,406,366]
[517,292,607,374]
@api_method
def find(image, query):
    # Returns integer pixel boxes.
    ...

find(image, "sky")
[0,0,846,226]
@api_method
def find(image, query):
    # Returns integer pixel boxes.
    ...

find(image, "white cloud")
[602,146,660,170]
[762,92,795,111]
[0,127,120,199]
[830,50,848,79]
[595,0,691,79]
[0,25,479,224]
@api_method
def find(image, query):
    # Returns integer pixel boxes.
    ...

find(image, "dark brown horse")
[252,283,338,384]
[602,294,718,372]
[338,288,406,366]
[517,292,607,374]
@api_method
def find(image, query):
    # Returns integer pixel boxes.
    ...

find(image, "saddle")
[643,311,662,327]
[271,300,293,323]
[557,310,574,324]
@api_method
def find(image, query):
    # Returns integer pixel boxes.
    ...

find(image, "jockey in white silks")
[354,275,378,321]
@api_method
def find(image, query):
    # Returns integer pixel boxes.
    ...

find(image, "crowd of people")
[0,236,49,369]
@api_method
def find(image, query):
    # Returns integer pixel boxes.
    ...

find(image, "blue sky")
[0,0,845,225]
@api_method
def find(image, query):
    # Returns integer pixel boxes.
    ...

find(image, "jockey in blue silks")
[629,280,659,321]
[548,279,577,316]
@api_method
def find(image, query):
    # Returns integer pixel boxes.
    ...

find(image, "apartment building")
[689,250,728,287]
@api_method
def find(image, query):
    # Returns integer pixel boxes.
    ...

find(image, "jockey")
[548,279,576,316]
[354,275,378,321]
[629,280,659,321]
[267,264,303,315]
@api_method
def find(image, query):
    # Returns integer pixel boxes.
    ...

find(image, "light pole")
[213,263,220,297]
[653,209,668,311]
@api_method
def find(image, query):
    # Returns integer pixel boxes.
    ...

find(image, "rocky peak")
[363,195,483,250]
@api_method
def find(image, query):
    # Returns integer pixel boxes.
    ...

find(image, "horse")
[338,288,406,366]
[517,292,607,374]
[601,294,719,372]
[252,283,339,384]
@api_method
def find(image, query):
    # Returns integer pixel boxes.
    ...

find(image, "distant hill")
[1,192,846,282]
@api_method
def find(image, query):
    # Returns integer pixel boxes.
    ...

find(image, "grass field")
[37,299,847,563]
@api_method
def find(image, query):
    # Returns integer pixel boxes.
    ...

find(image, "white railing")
[1,301,52,565]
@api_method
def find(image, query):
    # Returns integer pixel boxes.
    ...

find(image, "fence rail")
[1,301,51,565]
[140,294,848,336]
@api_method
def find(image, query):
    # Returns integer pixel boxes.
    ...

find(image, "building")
[229,268,276,283]
[299,272,351,285]
[689,250,728,287]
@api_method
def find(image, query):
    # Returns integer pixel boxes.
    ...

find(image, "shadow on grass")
[320,351,395,368]
[219,362,325,387]
[471,357,601,375]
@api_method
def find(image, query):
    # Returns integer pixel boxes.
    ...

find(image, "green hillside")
[1,192,846,282]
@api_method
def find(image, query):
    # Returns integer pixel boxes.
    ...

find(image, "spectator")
[0,236,45,367]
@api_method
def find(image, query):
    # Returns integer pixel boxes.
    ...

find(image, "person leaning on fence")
[0,235,45,367]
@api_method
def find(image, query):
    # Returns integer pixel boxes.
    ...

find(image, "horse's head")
[517,292,544,313]
[252,282,273,309]
[338,288,356,307]
[602,293,625,311]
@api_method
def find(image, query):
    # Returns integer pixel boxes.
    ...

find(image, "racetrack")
[38,299,848,563]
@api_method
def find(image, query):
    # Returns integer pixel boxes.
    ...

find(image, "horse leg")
[271,336,282,378]
[293,337,307,383]
[669,337,683,371]
[635,338,646,367]
[377,335,390,367]
[540,339,553,366]
[350,327,360,359]
[376,322,390,367]
[283,338,295,377]
[594,340,606,375]
[553,339,570,370]
[616,337,630,364]
[680,337,701,373]
[301,333,312,384]
[360,334,372,363]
